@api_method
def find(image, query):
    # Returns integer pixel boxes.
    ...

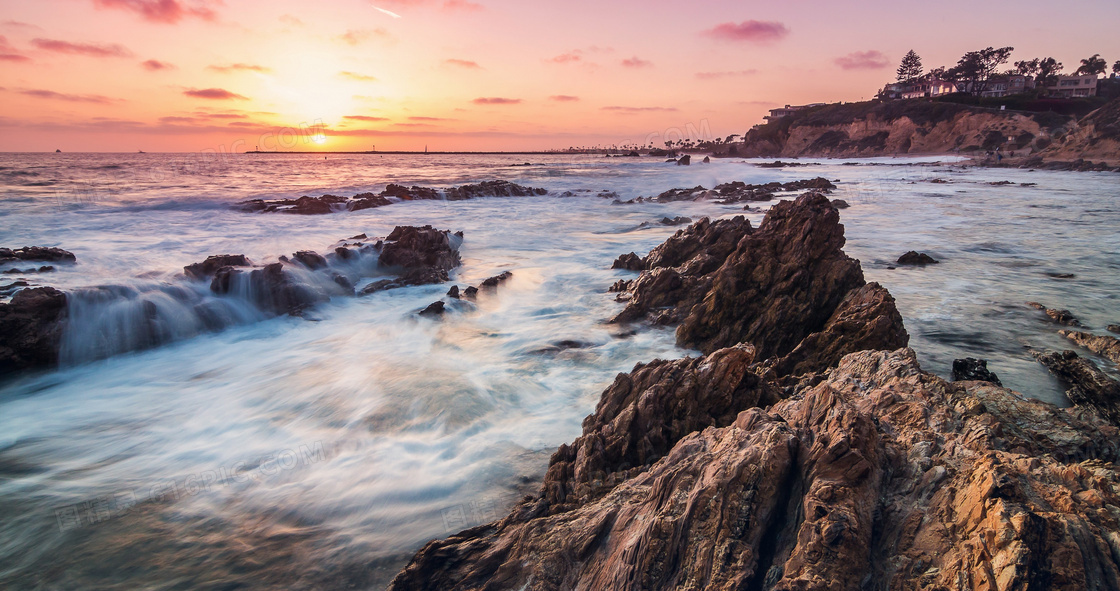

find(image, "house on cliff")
[1047,74,1099,98]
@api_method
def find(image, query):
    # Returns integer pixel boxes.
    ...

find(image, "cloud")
[2,21,42,32]
[141,59,174,71]
[549,95,580,102]
[343,115,390,122]
[338,71,377,81]
[695,69,758,79]
[601,106,678,113]
[834,50,890,70]
[409,116,453,121]
[621,56,653,68]
[17,89,119,103]
[208,63,271,73]
[183,88,248,100]
[444,58,481,69]
[442,0,483,11]
[702,20,789,43]
[548,51,583,64]
[279,14,303,27]
[335,28,391,45]
[472,97,522,105]
[0,36,29,62]
[394,122,436,128]
[92,0,219,24]
[31,38,133,58]
[372,6,402,18]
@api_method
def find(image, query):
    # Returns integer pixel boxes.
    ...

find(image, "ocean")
[1,152,1118,589]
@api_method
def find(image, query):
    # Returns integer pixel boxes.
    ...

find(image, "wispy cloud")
[702,20,789,43]
[92,0,220,24]
[601,106,677,113]
[183,88,248,100]
[141,59,174,71]
[621,56,653,68]
[208,63,271,73]
[444,58,481,69]
[343,115,390,121]
[834,50,890,70]
[409,116,453,121]
[442,0,483,11]
[548,51,583,64]
[0,35,30,62]
[335,28,391,45]
[2,21,42,32]
[31,38,133,58]
[473,97,522,105]
[549,95,580,102]
[695,69,758,79]
[16,88,120,104]
[372,6,402,18]
[338,71,378,81]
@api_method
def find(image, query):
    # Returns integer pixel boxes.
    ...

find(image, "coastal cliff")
[718,98,1120,165]
[389,193,1120,590]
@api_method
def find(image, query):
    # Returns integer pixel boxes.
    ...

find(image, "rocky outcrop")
[650,179,835,204]
[896,251,939,265]
[1061,330,1120,367]
[1028,301,1082,326]
[0,246,76,264]
[951,357,1002,385]
[238,181,547,214]
[391,348,1120,591]
[0,287,68,373]
[183,254,252,279]
[1037,98,1120,166]
[1036,350,1120,427]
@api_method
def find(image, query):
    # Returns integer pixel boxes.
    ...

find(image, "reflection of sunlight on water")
[0,153,1117,588]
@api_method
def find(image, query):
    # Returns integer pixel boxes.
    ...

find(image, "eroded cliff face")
[388,193,1120,591]
[1039,99,1120,165]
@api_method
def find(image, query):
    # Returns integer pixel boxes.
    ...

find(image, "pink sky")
[1,0,1118,152]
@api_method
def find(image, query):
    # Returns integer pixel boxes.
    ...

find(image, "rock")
[659,216,692,225]
[238,181,546,215]
[418,301,446,317]
[0,287,68,373]
[896,251,939,265]
[951,357,1002,385]
[444,181,547,201]
[1060,330,1120,366]
[447,285,460,299]
[1036,349,1120,426]
[379,225,462,283]
[831,199,850,209]
[1109,325,1120,335]
[291,250,328,270]
[610,252,643,271]
[463,286,478,299]
[211,262,327,316]
[184,254,252,280]
[3,266,55,274]
[701,156,710,163]
[287,195,344,215]
[0,246,76,264]
[675,155,691,165]
[1027,302,1081,326]
[608,279,629,293]
[480,271,513,288]
[381,184,441,201]
[347,193,392,211]
[653,185,708,202]
[390,348,1120,591]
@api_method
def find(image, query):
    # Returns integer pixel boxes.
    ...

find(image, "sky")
[1,0,1118,152]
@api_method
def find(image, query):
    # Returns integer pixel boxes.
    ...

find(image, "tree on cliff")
[896,50,923,83]
[947,46,1014,95]
[1076,54,1108,76]
[1036,57,1064,87]
[1015,58,1040,76]
[1114,60,1120,76]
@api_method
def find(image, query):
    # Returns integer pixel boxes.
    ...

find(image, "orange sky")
[1,0,1118,152]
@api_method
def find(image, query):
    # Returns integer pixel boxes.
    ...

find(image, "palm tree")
[1076,54,1107,76]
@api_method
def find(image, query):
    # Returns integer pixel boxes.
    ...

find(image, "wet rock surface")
[1035,349,1120,427]
[896,251,939,265]
[0,246,76,264]
[649,178,835,203]
[1060,330,1120,367]
[183,254,253,279]
[237,180,547,214]
[1027,301,1082,326]
[951,357,1002,385]
[0,287,68,373]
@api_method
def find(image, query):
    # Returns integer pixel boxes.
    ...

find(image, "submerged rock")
[0,246,76,264]
[1110,324,1120,335]
[391,348,1120,591]
[660,216,692,225]
[480,271,513,288]
[831,198,850,209]
[238,181,547,214]
[183,254,252,280]
[418,301,446,317]
[896,251,939,265]
[675,154,691,165]
[1027,301,1081,326]
[951,357,1002,385]
[0,287,68,373]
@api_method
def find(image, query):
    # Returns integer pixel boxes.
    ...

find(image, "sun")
[311,134,327,145]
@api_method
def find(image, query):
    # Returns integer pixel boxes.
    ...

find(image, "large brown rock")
[0,287,68,373]
[1036,349,1120,427]
[390,349,1120,591]
[379,226,462,281]
[1061,330,1120,367]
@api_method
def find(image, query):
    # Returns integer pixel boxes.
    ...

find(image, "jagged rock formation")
[0,246,76,264]
[1061,330,1120,367]
[0,287,68,373]
[390,191,1120,590]
[237,180,547,214]
[651,179,835,203]
[391,348,1120,591]
[1038,98,1120,166]
[1027,301,1082,326]
[1036,350,1120,427]
[952,357,1002,385]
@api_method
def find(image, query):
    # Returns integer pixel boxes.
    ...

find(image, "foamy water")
[1,153,1117,589]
